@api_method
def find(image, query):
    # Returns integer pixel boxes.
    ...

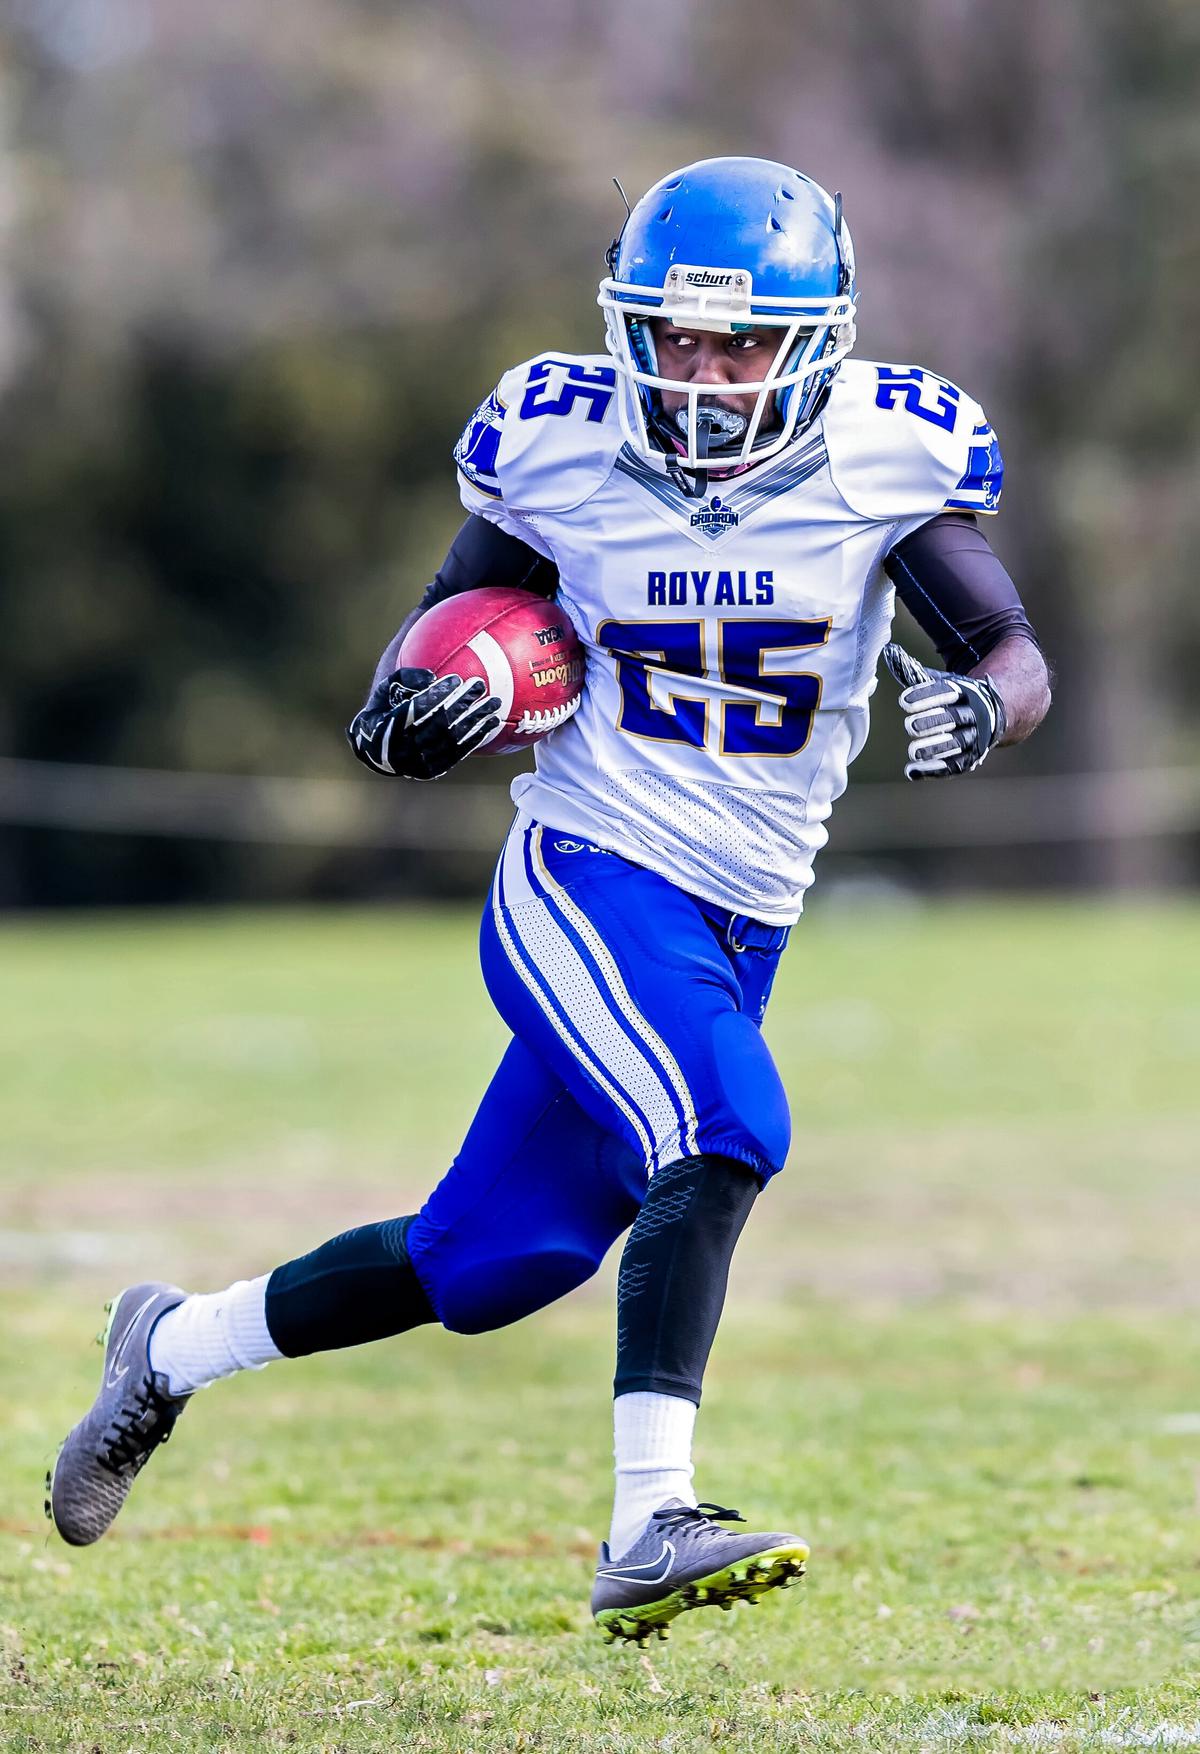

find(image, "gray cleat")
[591,1498,808,1644]
[46,1282,191,1546]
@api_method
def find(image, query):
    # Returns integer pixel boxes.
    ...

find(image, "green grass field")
[3,901,1200,1751]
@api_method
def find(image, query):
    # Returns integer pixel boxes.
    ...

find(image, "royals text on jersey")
[454,354,1003,925]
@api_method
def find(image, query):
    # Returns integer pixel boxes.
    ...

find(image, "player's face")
[650,321,790,424]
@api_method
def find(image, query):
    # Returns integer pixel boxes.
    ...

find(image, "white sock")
[148,1275,282,1395]
[608,1391,698,1558]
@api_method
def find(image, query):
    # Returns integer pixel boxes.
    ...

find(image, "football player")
[48,158,1050,1644]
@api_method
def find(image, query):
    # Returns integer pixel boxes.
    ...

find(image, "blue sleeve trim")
[454,389,506,497]
[945,425,1004,513]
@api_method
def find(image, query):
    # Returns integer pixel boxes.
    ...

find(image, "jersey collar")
[611,428,829,548]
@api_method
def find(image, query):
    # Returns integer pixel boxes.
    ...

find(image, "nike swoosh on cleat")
[597,1541,676,1587]
[105,1294,158,1387]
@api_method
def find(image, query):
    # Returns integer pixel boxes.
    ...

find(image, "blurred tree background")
[1,0,1197,905]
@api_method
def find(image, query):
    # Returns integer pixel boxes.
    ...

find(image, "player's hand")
[346,666,501,781]
[882,643,1006,782]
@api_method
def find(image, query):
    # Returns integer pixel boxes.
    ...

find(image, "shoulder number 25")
[874,367,960,433]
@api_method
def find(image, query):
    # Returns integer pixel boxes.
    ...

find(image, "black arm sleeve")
[884,513,1040,674]
[418,515,559,611]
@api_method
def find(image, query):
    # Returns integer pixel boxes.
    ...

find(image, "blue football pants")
[405,816,792,1335]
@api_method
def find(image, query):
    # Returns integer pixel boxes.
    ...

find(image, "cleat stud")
[657,1625,670,1641]
[720,1599,734,1611]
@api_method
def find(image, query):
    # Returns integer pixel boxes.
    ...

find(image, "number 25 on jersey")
[599,618,832,759]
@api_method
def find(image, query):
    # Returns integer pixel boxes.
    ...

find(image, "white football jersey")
[454,353,1003,925]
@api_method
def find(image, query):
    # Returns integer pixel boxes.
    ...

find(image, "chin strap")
[695,409,719,466]
[662,409,723,499]
[663,453,707,499]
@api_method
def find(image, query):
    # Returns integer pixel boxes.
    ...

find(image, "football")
[399,586,585,756]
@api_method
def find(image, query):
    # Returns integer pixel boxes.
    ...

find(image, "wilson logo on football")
[531,658,584,689]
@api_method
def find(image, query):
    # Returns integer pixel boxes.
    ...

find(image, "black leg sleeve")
[264,1216,436,1358]
[613,1154,760,1406]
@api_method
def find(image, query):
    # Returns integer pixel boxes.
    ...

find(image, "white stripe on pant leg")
[499,862,687,1170]
[500,814,538,906]
[492,890,658,1169]
[529,827,701,1158]
[491,818,522,913]
[502,892,684,1167]
[495,817,690,1168]
[490,815,537,918]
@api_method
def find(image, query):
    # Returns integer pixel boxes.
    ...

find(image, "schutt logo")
[685,269,734,288]
[689,495,740,535]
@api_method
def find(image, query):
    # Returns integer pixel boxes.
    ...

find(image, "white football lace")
[514,698,581,736]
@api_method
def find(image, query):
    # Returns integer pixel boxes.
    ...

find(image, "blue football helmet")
[598,157,857,476]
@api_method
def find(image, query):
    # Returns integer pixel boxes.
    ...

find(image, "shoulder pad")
[822,359,1003,521]
[454,352,623,516]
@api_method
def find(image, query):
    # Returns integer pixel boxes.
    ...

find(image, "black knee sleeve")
[265,1215,436,1358]
[613,1153,760,1406]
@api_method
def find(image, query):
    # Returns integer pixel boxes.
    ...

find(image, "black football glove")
[347,666,501,781]
[882,642,1007,781]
